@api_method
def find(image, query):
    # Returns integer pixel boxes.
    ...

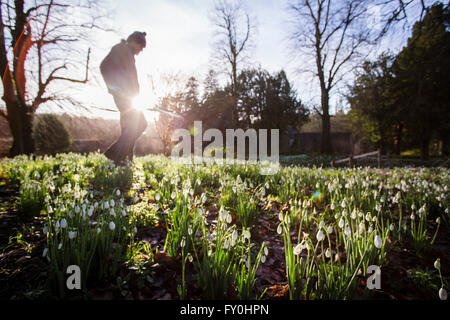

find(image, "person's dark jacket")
[100,40,139,99]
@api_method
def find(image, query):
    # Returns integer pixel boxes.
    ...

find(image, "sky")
[79,0,298,120]
[25,0,432,121]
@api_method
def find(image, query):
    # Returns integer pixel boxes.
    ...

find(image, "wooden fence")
[331,150,381,168]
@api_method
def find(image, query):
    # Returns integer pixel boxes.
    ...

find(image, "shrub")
[33,114,72,155]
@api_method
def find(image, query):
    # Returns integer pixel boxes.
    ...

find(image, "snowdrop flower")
[410,214,415,221]
[439,288,447,300]
[231,230,238,246]
[338,218,345,229]
[60,219,67,229]
[330,203,335,211]
[58,243,62,250]
[389,224,395,231]
[110,208,116,217]
[55,221,60,230]
[109,221,115,231]
[327,226,333,234]
[223,239,230,249]
[122,226,126,231]
[48,206,54,214]
[261,255,266,263]
[133,227,137,233]
[325,248,332,258]
[75,205,80,214]
[318,221,325,229]
[243,230,251,241]
[97,228,101,234]
[104,201,109,209]
[284,215,290,225]
[278,212,283,222]
[122,209,126,217]
[293,243,303,255]
[365,213,371,222]
[226,213,232,224]
[351,210,357,220]
[419,205,426,215]
[264,246,269,256]
[316,230,325,242]
[94,202,99,208]
[341,200,346,208]
[188,227,193,236]
[116,189,121,197]
[88,207,94,217]
[171,192,176,199]
[180,238,186,248]
[374,235,382,249]
[110,199,115,208]
[42,248,48,257]
[277,224,283,235]
[436,217,441,224]
[344,226,351,237]
[411,204,417,211]
[68,231,76,239]
[359,222,365,234]
[368,226,374,233]
[155,193,160,201]
[434,259,441,270]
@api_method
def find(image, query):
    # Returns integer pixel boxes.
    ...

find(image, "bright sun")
[132,90,159,123]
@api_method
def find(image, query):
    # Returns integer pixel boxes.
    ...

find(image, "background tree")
[0,0,110,156]
[236,67,309,132]
[287,0,374,154]
[347,53,397,154]
[32,113,71,155]
[210,0,256,127]
[390,3,450,159]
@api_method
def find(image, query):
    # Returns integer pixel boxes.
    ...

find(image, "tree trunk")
[321,91,332,154]
[231,58,238,129]
[440,131,449,156]
[6,101,35,156]
[420,136,429,161]
[394,123,402,155]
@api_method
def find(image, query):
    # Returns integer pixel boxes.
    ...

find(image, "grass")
[0,152,449,300]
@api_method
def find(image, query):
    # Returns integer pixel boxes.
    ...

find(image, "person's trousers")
[104,95,147,164]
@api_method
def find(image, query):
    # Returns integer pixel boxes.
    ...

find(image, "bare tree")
[288,0,374,154]
[210,0,256,127]
[375,0,438,38]
[148,71,188,156]
[0,0,112,156]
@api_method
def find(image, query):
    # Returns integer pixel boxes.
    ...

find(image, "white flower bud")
[316,230,325,242]
[439,288,447,300]
[374,235,382,249]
